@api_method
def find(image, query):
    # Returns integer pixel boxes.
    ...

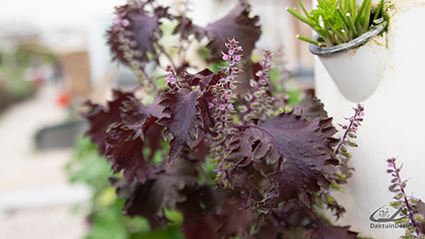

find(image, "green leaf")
[325,194,336,204]
[341,152,352,158]
[330,180,343,191]
[393,193,404,200]
[346,141,358,147]
[415,214,425,222]
[335,173,346,180]
[394,217,408,224]
[390,201,403,209]
[389,183,399,192]
[406,227,415,234]
[410,198,419,205]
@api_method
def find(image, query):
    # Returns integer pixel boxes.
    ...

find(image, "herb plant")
[387,158,425,239]
[287,0,385,46]
[80,0,365,238]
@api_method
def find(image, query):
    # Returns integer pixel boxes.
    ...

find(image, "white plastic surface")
[317,32,388,102]
[315,2,425,238]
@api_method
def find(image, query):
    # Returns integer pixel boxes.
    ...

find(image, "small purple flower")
[212,98,218,103]
[266,57,272,62]
[270,64,275,69]
[227,104,234,111]
[165,76,176,84]
[121,19,130,27]
[228,49,234,55]
[222,52,229,60]
[225,94,230,100]
[208,102,214,108]
[359,111,365,117]
[234,55,241,62]
[113,18,121,25]
[219,104,225,110]
[237,46,243,51]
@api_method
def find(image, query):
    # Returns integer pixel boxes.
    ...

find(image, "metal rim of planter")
[309,21,388,56]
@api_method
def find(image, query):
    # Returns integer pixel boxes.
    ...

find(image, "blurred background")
[0,0,313,238]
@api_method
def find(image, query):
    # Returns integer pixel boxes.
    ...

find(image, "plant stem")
[334,104,363,154]
[308,207,325,227]
[157,43,177,69]
[296,35,325,46]
[373,0,384,20]
[351,0,357,20]
[354,0,368,26]
[338,9,359,37]
[322,21,333,46]
[140,65,158,93]
[362,0,372,31]
[346,13,359,37]
[286,8,312,26]
[390,161,421,237]
[298,0,310,17]
[325,19,349,42]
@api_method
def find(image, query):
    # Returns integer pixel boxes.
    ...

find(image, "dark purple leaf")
[121,96,168,140]
[271,200,314,228]
[188,138,211,162]
[316,190,346,220]
[183,68,226,89]
[293,97,329,122]
[251,201,314,238]
[144,123,167,160]
[80,89,133,154]
[182,69,227,135]
[173,15,206,42]
[306,225,358,239]
[228,112,339,207]
[173,0,261,61]
[181,217,218,239]
[215,196,254,237]
[204,0,260,61]
[178,187,219,239]
[158,88,204,164]
[107,4,170,66]
[110,177,170,231]
[105,123,159,184]
[110,152,203,231]
[219,165,263,202]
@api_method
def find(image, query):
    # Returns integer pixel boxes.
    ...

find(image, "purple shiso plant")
[78,0,379,238]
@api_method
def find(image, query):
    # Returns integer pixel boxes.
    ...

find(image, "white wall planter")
[314,1,425,238]
[310,21,388,102]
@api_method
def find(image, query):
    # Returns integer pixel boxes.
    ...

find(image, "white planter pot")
[315,1,425,238]
[311,22,388,102]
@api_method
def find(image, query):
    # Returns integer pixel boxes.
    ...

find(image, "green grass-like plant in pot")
[287,0,388,102]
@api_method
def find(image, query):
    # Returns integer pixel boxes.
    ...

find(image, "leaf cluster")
[287,0,385,46]
[78,0,366,238]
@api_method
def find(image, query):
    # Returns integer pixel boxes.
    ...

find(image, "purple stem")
[391,161,421,236]
[334,106,362,154]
